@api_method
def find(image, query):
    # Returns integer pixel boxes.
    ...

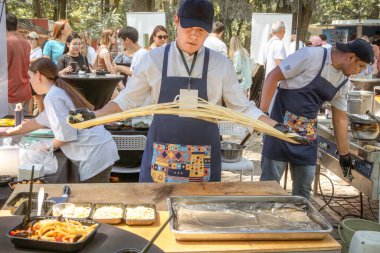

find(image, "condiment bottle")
[14,103,24,126]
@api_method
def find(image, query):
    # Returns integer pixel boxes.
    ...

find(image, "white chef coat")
[113,41,264,120]
[36,86,119,181]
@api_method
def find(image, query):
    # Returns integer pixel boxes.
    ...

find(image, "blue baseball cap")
[336,39,374,64]
[178,0,214,33]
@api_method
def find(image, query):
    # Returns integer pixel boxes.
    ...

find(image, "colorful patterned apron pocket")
[150,142,211,183]
[283,111,317,141]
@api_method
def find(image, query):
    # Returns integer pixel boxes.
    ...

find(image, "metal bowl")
[105,122,123,131]
[351,122,380,140]
[221,142,245,163]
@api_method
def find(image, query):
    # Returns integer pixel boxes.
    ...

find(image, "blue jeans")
[260,157,316,200]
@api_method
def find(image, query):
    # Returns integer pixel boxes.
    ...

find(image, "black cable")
[317,172,335,212]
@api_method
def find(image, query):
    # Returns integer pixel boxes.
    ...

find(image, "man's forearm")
[332,106,349,155]
[94,101,122,118]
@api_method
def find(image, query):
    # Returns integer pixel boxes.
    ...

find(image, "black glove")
[273,123,310,144]
[68,108,96,124]
[339,154,354,182]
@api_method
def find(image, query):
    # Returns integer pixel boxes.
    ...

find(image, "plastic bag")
[19,140,58,175]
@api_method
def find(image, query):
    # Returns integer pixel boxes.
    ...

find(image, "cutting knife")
[49,185,71,204]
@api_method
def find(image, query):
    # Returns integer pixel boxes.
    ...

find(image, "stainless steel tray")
[167,195,333,241]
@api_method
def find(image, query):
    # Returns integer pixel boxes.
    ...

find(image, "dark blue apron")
[262,48,348,166]
[139,44,221,182]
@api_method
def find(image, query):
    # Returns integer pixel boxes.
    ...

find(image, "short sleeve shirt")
[263,38,287,77]
[42,40,65,64]
[278,47,349,111]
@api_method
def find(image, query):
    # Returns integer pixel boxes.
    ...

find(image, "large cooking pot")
[347,90,375,115]
[221,142,245,163]
[350,121,380,140]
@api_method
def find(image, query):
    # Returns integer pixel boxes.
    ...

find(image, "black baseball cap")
[177,0,214,33]
[336,38,374,64]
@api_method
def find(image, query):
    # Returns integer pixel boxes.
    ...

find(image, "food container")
[0,175,13,187]
[347,90,375,115]
[7,216,99,252]
[0,145,20,176]
[168,195,333,241]
[49,202,93,219]
[351,122,380,140]
[91,203,124,224]
[221,142,245,163]
[12,199,55,216]
[125,204,156,226]
[6,192,49,213]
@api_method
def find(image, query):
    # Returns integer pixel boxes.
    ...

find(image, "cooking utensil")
[364,144,380,151]
[22,165,34,227]
[49,185,71,204]
[221,142,245,163]
[239,132,251,147]
[36,187,44,216]
[366,110,380,123]
[347,90,375,115]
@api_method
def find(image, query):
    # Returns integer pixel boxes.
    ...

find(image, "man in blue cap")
[70,0,288,183]
[260,38,374,199]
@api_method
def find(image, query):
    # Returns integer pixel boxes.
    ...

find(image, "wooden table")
[2,182,341,253]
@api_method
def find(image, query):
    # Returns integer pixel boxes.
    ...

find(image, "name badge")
[179,89,198,117]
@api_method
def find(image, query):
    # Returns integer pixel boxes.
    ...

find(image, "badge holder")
[177,78,198,118]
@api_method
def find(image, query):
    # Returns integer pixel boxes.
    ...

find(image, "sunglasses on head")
[157,35,168,40]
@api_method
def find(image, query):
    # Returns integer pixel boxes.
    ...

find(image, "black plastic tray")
[6,192,49,212]
[12,199,55,216]
[7,216,100,252]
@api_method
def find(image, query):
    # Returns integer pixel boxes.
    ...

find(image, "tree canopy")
[5,0,380,48]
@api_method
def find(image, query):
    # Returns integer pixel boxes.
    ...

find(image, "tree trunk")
[34,0,42,18]
[298,3,313,41]
[58,0,67,19]
[369,0,380,19]
[132,0,155,12]
[104,0,110,13]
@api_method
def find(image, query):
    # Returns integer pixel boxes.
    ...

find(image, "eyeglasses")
[157,35,168,40]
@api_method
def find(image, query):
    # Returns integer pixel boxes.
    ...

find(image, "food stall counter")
[1,182,341,253]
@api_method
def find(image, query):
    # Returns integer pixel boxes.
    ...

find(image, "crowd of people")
[2,0,375,200]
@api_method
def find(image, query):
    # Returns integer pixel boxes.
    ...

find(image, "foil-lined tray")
[167,195,333,241]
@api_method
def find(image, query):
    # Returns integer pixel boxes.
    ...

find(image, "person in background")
[0,58,119,183]
[79,31,97,67]
[6,13,32,115]
[229,36,252,96]
[27,31,42,63]
[287,33,304,56]
[69,0,294,183]
[260,39,373,199]
[319,34,332,48]
[113,26,147,76]
[57,33,90,75]
[26,31,44,115]
[203,21,227,56]
[95,29,116,73]
[373,31,380,44]
[263,20,286,78]
[146,25,168,51]
[43,20,72,64]
[307,35,322,47]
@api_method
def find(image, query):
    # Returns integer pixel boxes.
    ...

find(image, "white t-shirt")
[322,43,332,49]
[130,48,148,71]
[30,47,42,61]
[203,35,227,56]
[36,86,119,181]
[275,47,349,112]
[113,41,264,120]
[263,37,287,77]
[87,46,97,65]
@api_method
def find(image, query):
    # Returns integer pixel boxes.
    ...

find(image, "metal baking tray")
[91,203,124,224]
[13,199,55,216]
[125,204,156,226]
[167,195,333,241]
[7,216,99,252]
